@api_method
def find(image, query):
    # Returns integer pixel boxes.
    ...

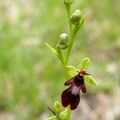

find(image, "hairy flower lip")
[61,86,80,110]
[61,72,87,110]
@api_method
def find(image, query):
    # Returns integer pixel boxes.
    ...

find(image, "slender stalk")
[65,31,75,65]
[64,3,75,66]
[67,7,72,35]
[56,46,69,78]
[56,46,65,64]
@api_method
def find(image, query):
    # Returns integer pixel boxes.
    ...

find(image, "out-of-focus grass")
[0,0,120,120]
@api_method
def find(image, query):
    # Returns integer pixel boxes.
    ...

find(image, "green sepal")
[66,66,78,78]
[77,57,90,70]
[84,75,97,86]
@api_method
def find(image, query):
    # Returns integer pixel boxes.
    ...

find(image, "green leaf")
[84,75,97,86]
[60,106,71,120]
[45,43,58,56]
[77,57,90,70]
[45,43,64,63]
[66,66,78,78]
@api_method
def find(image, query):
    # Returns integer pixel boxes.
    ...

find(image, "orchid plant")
[45,0,97,120]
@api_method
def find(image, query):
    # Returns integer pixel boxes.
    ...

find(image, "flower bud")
[54,101,62,114]
[57,33,69,49]
[64,0,74,4]
[70,9,82,25]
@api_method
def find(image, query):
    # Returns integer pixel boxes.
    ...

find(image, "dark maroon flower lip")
[61,86,80,110]
[61,71,87,110]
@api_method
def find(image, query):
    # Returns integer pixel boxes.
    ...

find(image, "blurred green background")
[0,0,120,120]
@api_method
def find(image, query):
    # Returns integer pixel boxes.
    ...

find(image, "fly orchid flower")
[61,70,89,110]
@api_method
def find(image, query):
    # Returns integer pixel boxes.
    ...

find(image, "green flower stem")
[64,3,72,37]
[58,49,71,79]
[56,46,69,79]
[56,46,65,64]
[64,3,75,66]
[65,31,75,65]
[68,8,72,35]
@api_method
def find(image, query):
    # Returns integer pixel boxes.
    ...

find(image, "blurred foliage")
[0,0,120,120]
